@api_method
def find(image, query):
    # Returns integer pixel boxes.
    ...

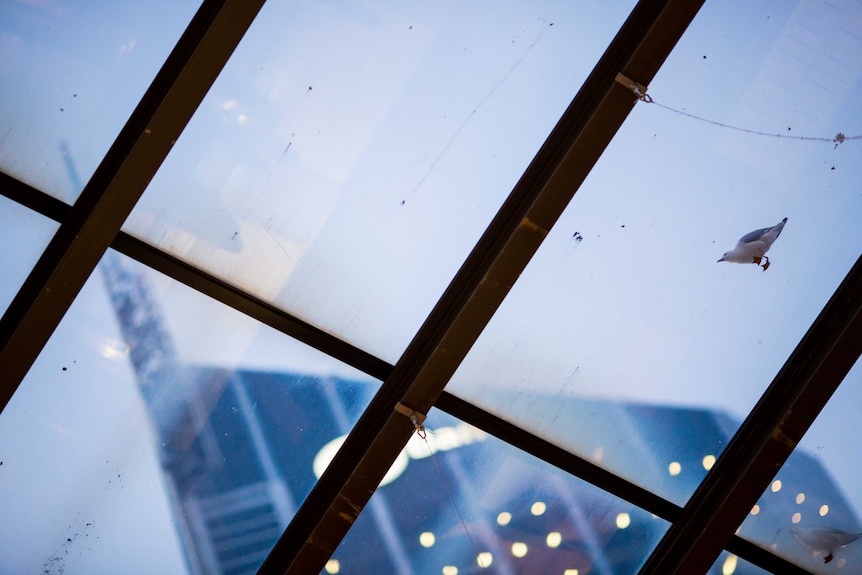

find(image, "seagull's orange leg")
[761,256,770,271]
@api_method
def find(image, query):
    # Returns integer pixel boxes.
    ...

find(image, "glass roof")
[735,358,862,573]
[327,408,669,575]
[447,0,862,504]
[125,0,636,362]
[0,1,860,574]
[0,0,201,203]
[0,195,58,315]
[0,250,379,574]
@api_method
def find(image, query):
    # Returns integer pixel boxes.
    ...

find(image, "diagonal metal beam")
[0,171,70,222]
[436,391,682,522]
[258,1,705,573]
[0,171,393,382]
[437,391,816,575]
[725,535,815,575]
[0,0,265,413]
[640,254,862,574]
[1,175,816,575]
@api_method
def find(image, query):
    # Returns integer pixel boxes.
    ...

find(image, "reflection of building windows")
[103,257,859,575]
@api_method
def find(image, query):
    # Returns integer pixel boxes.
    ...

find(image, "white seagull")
[791,527,862,564]
[718,217,787,271]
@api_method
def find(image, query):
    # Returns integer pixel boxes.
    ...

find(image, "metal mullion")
[640,255,862,574]
[0,172,392,382]
[725,535,814,575]
[0,0,265,413]
[0,172,70,222]
[436,391,815,575]
[1,168,818,575]
[259,1,705,573]
[436,391,682,521]
[112,233,393,381]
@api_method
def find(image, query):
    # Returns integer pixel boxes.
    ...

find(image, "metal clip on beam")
[615,73,652,102]
[394,402,427,437]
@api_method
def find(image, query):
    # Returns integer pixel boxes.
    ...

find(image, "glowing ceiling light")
[796,493,805,504]
[564,570,580,575]
[750,505,760,516]
[702,455,716,470]
[820,505,829,516]
[497,512,512,526]
[511,542,528,558]
[791,512,802,524]
[324,559,340,574]
[477,552,493,568]
[546,532,562,548]
[419,532,436,548]
[721,554,737,575]
[531,502,547,516]
[771,480,782,493]
[668,462,682,476]
[615,513,631,529]
[442,566,458,575]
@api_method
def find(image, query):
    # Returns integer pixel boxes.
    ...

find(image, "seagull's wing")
[793,527,862,550]
[737,226,772,245]
[737,218,787,247]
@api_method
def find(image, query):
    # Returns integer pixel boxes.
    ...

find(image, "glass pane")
[0,0,201,202]
[324,408,668,575]
[735,358,862,573]
[710,551,771,575]
[126,0,636,362]
[0,195,59,315]
[0,250,379,574]
[448,0,862,504]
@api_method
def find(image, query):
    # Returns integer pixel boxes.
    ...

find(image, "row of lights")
[748,481,831,519]
[324,501,637,574]
[438,561,581,575]
[667,454,716,476]
[323,465,836,575]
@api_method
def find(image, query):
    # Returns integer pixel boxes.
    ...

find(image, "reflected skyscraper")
[101,255,859,574]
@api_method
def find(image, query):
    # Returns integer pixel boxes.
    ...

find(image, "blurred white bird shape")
[718,217,787,271]
[791,527,862,564]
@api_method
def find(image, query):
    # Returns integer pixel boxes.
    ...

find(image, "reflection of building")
[101,255,858,575]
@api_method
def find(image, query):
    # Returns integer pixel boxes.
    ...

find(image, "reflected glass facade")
[1,1,860,574]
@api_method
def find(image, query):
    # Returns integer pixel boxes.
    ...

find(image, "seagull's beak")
[717,257,724,262]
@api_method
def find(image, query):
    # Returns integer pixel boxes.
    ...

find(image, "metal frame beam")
[3,0,854,572]
[0,0,265,413]
[258,1,705,573]
[437,391,815,575]
[0,172,818,575]
[0,171,392,383]
[640,254,862,574]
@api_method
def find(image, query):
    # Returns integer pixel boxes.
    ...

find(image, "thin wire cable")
[644,97,860,145]
[418,427,487,569]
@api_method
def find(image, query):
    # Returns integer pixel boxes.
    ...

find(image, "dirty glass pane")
[0,250,379,575]
[126,0,636,362]
[448,0,862,505]
[735,358,862,573]
[0,0,200,203]
[323,408,668,575]
[0,195,58,316]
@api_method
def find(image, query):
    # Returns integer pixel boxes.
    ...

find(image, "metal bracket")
[615,73,652,102]
[394,401,427,430]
